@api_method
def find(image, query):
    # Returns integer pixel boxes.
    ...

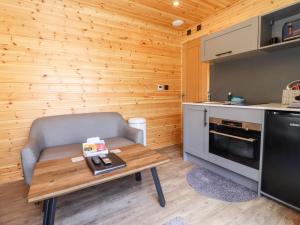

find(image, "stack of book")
[86,153,126,175]
[82,137,108,157]
[82,137,127,175]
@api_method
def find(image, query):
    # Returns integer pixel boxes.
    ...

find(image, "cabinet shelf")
[259,38,300,52]
[259,2,300,52]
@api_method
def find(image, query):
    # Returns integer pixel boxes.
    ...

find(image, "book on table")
[86,153,126,175]
[82,137,126,175]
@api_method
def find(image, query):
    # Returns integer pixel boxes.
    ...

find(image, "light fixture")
[172,19,184,27]
[173,0,180,7]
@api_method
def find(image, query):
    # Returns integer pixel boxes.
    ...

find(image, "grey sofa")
[21,112,143,185]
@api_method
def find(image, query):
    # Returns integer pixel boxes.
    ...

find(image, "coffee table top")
[28,144,169,203]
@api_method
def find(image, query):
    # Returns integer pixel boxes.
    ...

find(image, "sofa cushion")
[39,143,82,162]
[38,137,135,162]
[104,136,135,150]
[30,112,127,149]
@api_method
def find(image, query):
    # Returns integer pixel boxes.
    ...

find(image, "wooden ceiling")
[81,0,240,30]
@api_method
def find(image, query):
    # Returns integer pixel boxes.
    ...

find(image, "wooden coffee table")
[28,144,169,225]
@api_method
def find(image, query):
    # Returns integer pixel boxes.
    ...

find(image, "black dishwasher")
[261,110,300,210]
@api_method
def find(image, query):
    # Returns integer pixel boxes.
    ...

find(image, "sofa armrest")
[123,125,144,145]
[21,138,42,186]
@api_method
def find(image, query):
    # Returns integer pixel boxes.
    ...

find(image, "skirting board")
[184,152,258,192]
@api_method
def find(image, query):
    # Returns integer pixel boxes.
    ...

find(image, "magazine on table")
[82,137,108,157]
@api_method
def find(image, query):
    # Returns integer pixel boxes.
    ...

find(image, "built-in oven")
[209,118,261,169]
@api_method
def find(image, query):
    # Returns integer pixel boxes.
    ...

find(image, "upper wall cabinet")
[200,2,300,63]
[201,17,259,62]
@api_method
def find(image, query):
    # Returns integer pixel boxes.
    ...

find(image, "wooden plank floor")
[0,145,299,225]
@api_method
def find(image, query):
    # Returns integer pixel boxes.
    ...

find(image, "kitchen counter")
[183,101,300,195]
[182,102,300,112]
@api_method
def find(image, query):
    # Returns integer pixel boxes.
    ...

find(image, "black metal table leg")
[43,198,57,225]
[135,172,142,181]
[151,167,166,207]
[43,199,50,225]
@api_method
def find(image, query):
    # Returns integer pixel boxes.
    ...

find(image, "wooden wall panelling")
[182,38,209,102]
[183,0,300,42]
[0,0,182,184]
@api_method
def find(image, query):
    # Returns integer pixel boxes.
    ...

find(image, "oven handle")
[209,130,256,143]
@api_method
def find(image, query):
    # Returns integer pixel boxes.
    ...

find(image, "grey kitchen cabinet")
[201,17,259,62]
[209,106,264,124]
[183,105,209,159]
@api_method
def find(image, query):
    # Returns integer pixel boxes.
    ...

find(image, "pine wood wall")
[0,0,182,184]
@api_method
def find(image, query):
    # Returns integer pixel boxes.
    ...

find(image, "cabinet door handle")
[215,51,232,57]
[204,109,207,127]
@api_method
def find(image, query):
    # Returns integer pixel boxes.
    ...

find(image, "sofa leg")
[135,172,142,181]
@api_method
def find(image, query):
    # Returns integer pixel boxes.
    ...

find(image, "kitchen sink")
[198,101,224,104]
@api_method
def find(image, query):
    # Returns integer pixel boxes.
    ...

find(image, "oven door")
[209,119,261,169]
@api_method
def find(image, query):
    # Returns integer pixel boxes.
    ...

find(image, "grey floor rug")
[186,167,257,202]
[163,217,188,225]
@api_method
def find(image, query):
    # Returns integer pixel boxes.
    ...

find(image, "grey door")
[183,105,209,159]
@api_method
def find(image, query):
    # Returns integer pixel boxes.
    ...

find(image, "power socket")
[157,84,169,91]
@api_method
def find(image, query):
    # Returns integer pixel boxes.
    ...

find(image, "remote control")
[92,156,102,165]
[101,157,112,165]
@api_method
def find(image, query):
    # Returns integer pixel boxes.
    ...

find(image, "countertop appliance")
[261,110,300,210]
[209,118,261,169]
